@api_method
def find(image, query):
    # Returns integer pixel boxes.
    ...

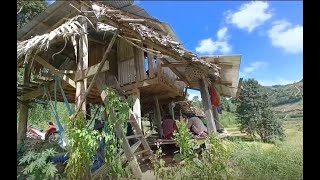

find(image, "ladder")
[95,75,153,178]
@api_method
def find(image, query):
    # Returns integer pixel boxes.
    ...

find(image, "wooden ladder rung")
[134,149,151,156]
[126,134,143,139]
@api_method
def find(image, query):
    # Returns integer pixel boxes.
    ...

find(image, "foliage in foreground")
[18,148,59,180]
[65,113,102,180]
[153,120,231,180]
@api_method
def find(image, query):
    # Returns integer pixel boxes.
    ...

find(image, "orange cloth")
[209,84,221,107]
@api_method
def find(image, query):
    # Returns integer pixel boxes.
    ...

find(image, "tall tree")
[236,79,284,142]
[17,0,48,30]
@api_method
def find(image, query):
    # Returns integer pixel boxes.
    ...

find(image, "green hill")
[261,80,303,121]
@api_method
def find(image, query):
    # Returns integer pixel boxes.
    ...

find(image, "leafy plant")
[102,87,132,179]
[174,120,198,160]
[65,113,102,180]
[19,148,59,180]
[103,121,129,179]
[187,135,231,180]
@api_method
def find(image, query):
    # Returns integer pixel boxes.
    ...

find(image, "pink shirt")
[187,117,207,135]
[162,119,177,138]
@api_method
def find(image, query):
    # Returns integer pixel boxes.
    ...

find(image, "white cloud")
[240,61,268,77]
[226,1,272,32]
[217,27,228,40]
[258,78,298,86]
[187,90,202,101]
[195,27,232,55]
[268,20,303,54]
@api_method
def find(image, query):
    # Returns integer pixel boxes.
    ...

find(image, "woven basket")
[185,65,207,81]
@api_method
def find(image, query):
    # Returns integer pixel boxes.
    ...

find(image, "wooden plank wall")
[88,41,117,77]
[117,39,136,86]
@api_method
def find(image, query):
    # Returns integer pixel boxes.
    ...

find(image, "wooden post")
[132,89,142,129]
[212,106,221,130]
[154,97,163,138]
[75,5,89,114]
[17,64,31,145]
[199,77,217,134]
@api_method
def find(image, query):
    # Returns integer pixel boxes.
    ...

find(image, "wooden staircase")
[95,75,154,178]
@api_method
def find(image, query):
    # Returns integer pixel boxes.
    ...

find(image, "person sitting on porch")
[186,113,208,137]
[162,115,177,139]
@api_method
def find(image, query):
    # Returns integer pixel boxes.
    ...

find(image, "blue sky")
[47,1,303,100]
[136,1,303,100]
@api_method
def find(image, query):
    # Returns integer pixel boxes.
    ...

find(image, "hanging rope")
[44,86,65,143]
[56,76,73,115]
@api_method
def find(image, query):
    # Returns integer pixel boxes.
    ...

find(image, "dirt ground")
[140,144,179,179]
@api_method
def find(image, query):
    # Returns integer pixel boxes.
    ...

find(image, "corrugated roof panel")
[102,0,134,8]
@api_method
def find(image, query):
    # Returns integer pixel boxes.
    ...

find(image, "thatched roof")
[17,1,221,85]
[177,101,205,117]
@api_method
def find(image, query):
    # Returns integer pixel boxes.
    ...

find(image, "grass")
[153,119,303,180]
[227,120,303,180]
[219,111,238,128]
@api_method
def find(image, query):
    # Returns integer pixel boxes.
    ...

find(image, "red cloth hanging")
[209,84,221,107]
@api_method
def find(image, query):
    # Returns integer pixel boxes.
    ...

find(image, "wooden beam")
[20,81,68,101]
[161,63,188,68]
[75,5,89,114]
[33,56,76,88]
[118,18,145,23]
[160,58,192,86]
[74,61,110,82]
[121,78,158,91]
[199,77,217,134]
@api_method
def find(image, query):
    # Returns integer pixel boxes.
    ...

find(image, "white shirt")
[187,117,207,135]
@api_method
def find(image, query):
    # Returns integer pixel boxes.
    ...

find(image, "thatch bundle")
[17,15,92,65]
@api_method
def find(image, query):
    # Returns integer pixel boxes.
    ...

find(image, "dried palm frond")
[17,15,94,65]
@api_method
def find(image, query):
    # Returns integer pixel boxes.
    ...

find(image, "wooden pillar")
[132,89,142,129]
[17,64,31,145]
[212,106,221,130]
[75,5,89,114]
[199,77,217,134]
[154,97,163,137]
[133,46,146,81]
